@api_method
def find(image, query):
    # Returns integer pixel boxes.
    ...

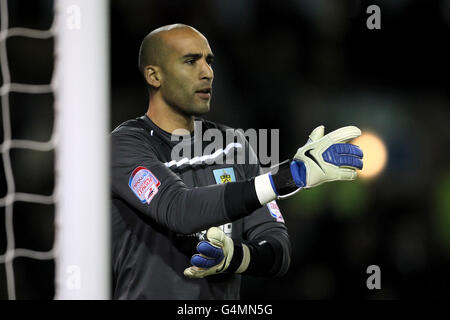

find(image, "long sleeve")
[111,128,261,235]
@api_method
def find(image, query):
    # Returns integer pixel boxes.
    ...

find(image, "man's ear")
[145,66,161,88]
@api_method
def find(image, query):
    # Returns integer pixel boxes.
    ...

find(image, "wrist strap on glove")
[226,241,250,274]
[254,159,305,204]
[270,159,302,195]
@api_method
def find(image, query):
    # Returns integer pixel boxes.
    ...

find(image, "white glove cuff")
[254,173,277,205]
[235,244,251,274]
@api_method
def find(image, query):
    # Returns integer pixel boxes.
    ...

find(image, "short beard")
[169,101,210,117]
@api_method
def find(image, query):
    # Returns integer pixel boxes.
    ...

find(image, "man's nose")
[199,59,213,81]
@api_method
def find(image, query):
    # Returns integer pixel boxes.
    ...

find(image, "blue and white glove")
[292,125,363,188]
[183,227,250,279]
[254,125,364,203]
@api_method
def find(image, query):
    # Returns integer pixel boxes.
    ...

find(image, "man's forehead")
[161,28,212,56]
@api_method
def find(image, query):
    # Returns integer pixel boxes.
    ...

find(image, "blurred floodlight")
[352,131,388,180]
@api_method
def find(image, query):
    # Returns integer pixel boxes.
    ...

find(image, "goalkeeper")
[111,24,363,299]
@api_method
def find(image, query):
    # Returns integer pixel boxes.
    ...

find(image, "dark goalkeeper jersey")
[111,115,290,300]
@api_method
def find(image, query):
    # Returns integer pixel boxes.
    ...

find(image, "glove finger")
[308,125,325,142]
[206,227,226,247]
[191,254,221,268]
[197,241,224,259]
[331,143,363,158]
[183,267,194,278]
[184,266,206,279]
[323,145,363,169]
[327,126,361,143]
[338,155,363,169]
[339,168,358,180]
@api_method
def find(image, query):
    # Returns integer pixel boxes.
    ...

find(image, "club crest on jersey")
[213,168,236,184]
[129,166,161,205]
[267,200,285,223]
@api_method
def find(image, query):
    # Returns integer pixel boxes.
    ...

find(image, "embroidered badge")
[128,166,161,204]
[267,200,285,223]
[213,167,236,184]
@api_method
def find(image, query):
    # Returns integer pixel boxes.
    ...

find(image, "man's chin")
[191,104,210,116]
[171,102,210,117]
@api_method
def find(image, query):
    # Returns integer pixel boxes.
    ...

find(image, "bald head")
[138,24,205,78]
[138,24,214,118]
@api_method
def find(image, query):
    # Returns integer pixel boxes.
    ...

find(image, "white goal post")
[54,0,110,299]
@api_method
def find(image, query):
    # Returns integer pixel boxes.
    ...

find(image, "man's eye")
[186,60,195,65]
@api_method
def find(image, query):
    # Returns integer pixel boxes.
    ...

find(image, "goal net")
[0,0,110,299]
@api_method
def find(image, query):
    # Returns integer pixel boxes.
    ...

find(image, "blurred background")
[0,0,449,299]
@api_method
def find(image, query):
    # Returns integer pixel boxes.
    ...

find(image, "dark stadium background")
[0,0,449,299]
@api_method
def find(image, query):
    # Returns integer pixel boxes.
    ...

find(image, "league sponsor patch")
[267,200,285,223]
[213,167,236,184]
[129,166,161,205]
